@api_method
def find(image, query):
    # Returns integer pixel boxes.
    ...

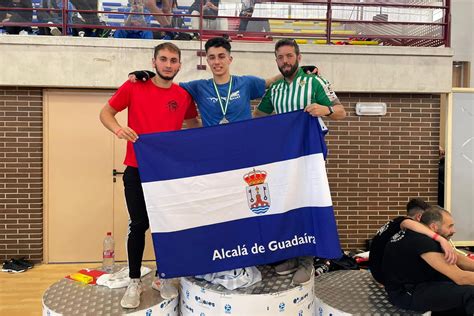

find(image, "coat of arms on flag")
[244,169,270,214]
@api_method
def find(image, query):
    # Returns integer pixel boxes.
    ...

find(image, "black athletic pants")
[123,166,150,279]
[387,281,474,315]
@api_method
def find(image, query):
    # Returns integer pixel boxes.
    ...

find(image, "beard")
[278,61,299,78]
[444,232,454,240]
[437,229,453,240]
[154,66,178,81]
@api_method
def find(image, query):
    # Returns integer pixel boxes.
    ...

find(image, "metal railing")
[0,0,450,47]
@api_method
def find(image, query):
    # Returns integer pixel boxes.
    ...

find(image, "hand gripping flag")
[134,110,341,278]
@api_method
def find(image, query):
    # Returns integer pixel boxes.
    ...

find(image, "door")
[45,89,155,262]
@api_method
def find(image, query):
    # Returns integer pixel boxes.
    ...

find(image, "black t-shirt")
[369,216,410,284]
[383,230,449,291]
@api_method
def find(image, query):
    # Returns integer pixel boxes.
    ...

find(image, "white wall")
[451,0,474,87]
[0,36,453,93]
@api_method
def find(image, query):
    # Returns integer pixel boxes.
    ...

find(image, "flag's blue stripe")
[134,111,327,183]
[151,206,341,278]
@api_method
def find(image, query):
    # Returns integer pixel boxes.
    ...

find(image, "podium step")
[42,265,177,316]
[180,265,315,315]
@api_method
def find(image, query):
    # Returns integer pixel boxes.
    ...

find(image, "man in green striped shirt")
[254,39,346,286]
[254,38,346,120]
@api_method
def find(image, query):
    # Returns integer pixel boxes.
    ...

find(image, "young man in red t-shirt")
[100,42,199,309]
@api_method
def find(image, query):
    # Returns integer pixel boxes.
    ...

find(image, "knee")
[129,219,149,234]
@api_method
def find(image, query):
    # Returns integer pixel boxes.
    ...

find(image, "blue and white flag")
[134,110,341,278]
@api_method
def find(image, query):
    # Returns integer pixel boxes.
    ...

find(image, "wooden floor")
[0,262,102,316]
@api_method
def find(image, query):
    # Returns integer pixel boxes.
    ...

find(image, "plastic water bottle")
[102,232,115,273]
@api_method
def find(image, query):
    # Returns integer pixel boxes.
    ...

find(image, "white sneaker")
[152,277,178,300]
[274,258,299,275]
[19,30,29,36]
[121,279,142,309]
[48,22,61,36]
[49,27,61,36]
[292,262,314,285]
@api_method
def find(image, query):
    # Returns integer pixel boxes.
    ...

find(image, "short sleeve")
[312,79,332,107]
[257,88,274,114]
[313,75,339,105]
[413,234,443,256]
[244,76,266,100]
[179,80,201,100]
[183,91,198,119]
[108,81,132,112]
[393,216,412,229]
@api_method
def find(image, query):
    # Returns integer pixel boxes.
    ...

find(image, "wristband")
[326,106,334,116]
[432,233,439,241]
[114,128,123,136]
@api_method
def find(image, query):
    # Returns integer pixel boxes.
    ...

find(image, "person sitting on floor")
[369,198,456,285]
[383,206,474,315]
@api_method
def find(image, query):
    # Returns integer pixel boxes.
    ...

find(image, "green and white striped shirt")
[258,68,338,114]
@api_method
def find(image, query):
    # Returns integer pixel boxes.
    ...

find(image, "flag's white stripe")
[142,153,332,233]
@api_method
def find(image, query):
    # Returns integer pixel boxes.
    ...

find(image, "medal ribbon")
[212,76,233,120]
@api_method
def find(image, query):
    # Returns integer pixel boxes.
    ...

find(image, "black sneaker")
[12,258,34,270]
[2,260,26,273]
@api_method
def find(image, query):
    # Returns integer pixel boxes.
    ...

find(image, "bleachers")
[101,0,128,28]
[2,0,444,46]
[265,19,378,45]
[100,0,192,29]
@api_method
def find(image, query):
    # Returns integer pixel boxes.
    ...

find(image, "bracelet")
[432,233,439,241]
[114,128,123,136]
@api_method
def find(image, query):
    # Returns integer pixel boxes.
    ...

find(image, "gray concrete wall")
[0,36,453,93]
[451,0,474,87]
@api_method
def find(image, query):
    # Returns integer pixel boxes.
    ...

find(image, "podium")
[180,265,314,315]
[42,265,178,316]
[42,265,319,315]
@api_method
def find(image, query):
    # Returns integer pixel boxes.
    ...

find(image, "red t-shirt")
[108,80,198,167]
